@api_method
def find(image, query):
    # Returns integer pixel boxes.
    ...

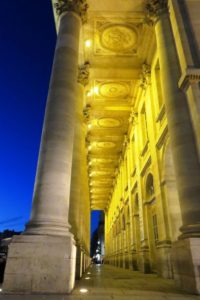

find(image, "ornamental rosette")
[55,0,88,23]
[145,0,168,22]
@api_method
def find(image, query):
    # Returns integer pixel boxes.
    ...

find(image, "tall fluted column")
[3,0,88,294]
[26,1,87,236]
[69,62,90,279]
[146,0,200,293]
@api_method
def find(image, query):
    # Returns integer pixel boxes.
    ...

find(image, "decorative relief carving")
[55,0,88,22]
[129,108,138,124]
[98,118,121,128]
[140,63,151,89]
[94,171,113,176]
[91,158,114,164]
[123,135,129,147]
[145,0,168,23]
[97,81,131,99]
[97,142,116,149]
[101,25,138,52]
[83,104,91,120]
[78,61,90,86]
[95,20,140,55]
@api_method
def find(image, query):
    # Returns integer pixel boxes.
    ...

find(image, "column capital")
[55,0,88,23]
[78,62,90,86]
[145,0,169,23]
[129,108,138,124]
[123,134,130,148]
[140,63,151,90]
[83,103,91,121]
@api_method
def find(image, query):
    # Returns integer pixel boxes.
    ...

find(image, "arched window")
[122,213,126,230]
[135,194,139,214]
[127,206,130,224]
[146,173,154,199]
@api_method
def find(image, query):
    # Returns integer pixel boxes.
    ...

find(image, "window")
[140,105,148,150]
[155,61,163,109]
[152,214,159,242]
[122,214,126,230]
[146,173,154,199]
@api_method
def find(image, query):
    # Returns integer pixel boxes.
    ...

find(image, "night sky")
[0,0,100,235]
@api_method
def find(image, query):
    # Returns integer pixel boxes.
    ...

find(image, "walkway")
[1,265,200,300]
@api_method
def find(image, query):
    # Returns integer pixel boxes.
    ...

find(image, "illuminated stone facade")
[3,0,200,295]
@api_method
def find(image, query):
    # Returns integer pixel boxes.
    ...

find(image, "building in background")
[91,212,104,263]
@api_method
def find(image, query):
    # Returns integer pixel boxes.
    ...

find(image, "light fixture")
[80,288,88,293]
[94,86,99,95]
[0,288,2,292]
[86,90,91,97]
[87,123,92,129]
[85,277,90,280]
[88,145,92,151]
[87,272,91,275]
[85,40,91,48]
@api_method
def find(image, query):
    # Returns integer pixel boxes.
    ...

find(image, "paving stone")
[0,265,200,300]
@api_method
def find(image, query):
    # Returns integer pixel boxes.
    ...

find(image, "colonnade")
[105,0,200,294]
[2,0,200,296]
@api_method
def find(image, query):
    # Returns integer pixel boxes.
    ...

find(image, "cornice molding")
[179,68,200,91]
[55,0,88,23]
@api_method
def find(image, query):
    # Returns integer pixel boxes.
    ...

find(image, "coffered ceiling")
[52,0,155,211]
[82,1,155,211]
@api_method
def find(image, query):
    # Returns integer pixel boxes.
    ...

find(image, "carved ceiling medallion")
[97,142,116,149]
[95,20,140,55]
[91,158,115,164]
[98,82,130,99]
[98,118,121,128]
[101,25,138,53]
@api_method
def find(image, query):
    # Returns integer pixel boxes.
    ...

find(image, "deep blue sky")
[0,0,100,235]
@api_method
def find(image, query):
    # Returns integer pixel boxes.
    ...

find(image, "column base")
[3,234,76,294]
[124,251,129,269]
[131,249,139,270]
[171,238,200,294]
[138,246,151,273]
[156,240,173,279]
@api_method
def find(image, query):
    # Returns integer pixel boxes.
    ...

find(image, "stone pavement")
[0,264,200,300]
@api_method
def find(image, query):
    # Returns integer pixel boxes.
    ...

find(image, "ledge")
[179,67,200,91]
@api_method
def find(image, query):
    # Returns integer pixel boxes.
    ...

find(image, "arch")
[146,173,155,199]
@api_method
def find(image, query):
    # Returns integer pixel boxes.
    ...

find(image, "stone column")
[70,62,89,279]
[146,0,200,293]
[75,242,83,279]
[3,0,88,294]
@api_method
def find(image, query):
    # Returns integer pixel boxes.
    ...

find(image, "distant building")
[91,212,104,263]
